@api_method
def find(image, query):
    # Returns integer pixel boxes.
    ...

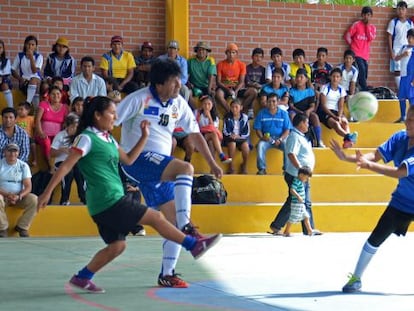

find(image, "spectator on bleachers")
[344,6,376,91]
[100,35,138,93]
[317,68,358,148]
[16,102,37,166]
[215,43,246,113]
[196,95,231,164]
[70,97,84,117]
[0,40,14,108]
[242,47,266,119]
[187,41,217,108]
[158,40,190,102]
[337,49,359,122]
[254,93,290,175]
[70,56,107,102]
[288,68,325,148]
[387,1,413,92]
[265,47,291,86]
[0,107,30,163]
[104,76,121,104]
[43,37,76,86]
[11,35,43,107]
[259,68,290,109]
[172,127,195,163]
[310,47,333,93]
[51,76,70,105]
[35,86,69,171]
[51,114,85,206]
[222,98,250,174]
[289,48,312,87]
[134,41,156,88]
[0,142,37,237]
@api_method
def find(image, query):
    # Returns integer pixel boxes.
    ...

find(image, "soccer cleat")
[182,222,205,239]
[69,275,105,293]
[191,234,222,259]
[158,272,189,288]
[343,132,358,149]
[220,154,232,164]
[316,140,326,148]
[342,273,361,293]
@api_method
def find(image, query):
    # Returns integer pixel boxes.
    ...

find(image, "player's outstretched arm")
[329,139,377,163]
[355,149,407,179]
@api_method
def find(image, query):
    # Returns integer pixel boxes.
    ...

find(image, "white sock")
[353,241,378,278]
[161,239,181,276]
[174,174,193,229]
[3,90,13,108]
[394,76,401,90]
[27,84,37,103]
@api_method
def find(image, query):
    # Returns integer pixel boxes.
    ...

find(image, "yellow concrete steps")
[7,202,414,236]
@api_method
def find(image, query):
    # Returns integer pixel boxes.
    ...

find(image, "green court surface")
[1,234,414,311]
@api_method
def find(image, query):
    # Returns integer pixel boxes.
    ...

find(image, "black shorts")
[92,192,148,244]
[223,136,248,148]
[318,109,338,129]
[368,205,414,247]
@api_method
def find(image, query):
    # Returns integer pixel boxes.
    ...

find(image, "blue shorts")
[398,76,414,100]
[121,151,175,208]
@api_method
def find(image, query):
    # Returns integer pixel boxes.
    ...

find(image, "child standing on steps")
[283,166,316,237]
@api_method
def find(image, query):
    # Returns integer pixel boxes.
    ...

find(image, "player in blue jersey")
[115,58,222,288]
[330,105,414,293]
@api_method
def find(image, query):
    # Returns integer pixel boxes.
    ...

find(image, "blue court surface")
[1,233,414,311]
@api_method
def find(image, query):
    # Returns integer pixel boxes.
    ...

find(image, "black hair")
[292,112,308,127]
[361,6,373,15]
[51,76,64,85]
[343,49,355,59]
[48,85,62,94]
[18,101,31,110]
[272,67,284,77]
[270,47,282,57]
[407,29,414,38]
[2,107,17,117]
[64,113,79,128]
[104,76,120,91]
[22,35,38,53]
[0,40,7,71]
[267,93,280,100]
[149,59,181,86]
[317,47,328,55]
[252,47,264,56]
[396,1,408,8]
[292,48,305,58]
[80,56,95,66]
[71,96,114,143]
[298,166,312,177]
[330,67,342,76]
[199,95,219,121]
[52,44,70,56]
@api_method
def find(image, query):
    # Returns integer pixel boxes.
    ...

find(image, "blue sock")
[77,266,94,280]
[314,126,322,142]
[182,235,197,251]
[219,152,225,159]
[399,99,407,120]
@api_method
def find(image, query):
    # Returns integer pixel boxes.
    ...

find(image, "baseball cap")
[194,41,211,52]
[111,35,123,44]
[56,37,69,47]
[141,41,153,50]
[167,40,179,49]
[225,43,238,53]
[5,143,19,151]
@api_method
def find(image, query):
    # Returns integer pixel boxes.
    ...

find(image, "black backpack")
[191,175,227,204]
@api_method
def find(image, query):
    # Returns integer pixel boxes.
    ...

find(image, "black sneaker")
[15,226,29,237]
[158,272,188,288]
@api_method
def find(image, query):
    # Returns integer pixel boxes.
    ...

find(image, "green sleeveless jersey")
[77,130,124,216]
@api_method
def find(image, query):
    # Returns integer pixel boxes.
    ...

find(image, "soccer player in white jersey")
[115,59,222,288]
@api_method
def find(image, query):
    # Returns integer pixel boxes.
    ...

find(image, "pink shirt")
[344,20,376,61]
[39,101,69,137]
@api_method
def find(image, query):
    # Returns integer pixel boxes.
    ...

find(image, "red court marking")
[65,283,120,311]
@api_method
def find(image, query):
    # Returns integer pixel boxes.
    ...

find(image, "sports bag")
[191,174,227,204]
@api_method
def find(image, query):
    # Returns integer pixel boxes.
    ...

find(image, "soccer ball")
[348,92,378,121]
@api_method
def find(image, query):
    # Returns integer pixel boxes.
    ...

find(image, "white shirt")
[321,84,347,111]
[11,53,43,80]
[0,158,31,194]
[115,87,199,155]
[387,18,414,54]
[0,59,11,76]
[69,73,107,102]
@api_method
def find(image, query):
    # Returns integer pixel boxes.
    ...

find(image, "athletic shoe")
[342,273,361,293]
[394,117,405,123]
[69,275,105,293]
[191,233,222,259]
[158,272,189,288]
[182,222,205,239]
[315,140,326,148]
[343,132,358,149]
[220,154,232,164]
[256,169,267,175]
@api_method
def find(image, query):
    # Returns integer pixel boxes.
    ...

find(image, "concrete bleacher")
[2,92,409,236]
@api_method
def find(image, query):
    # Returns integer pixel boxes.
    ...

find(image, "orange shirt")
[16,115,35,138]
[217,59,246,87]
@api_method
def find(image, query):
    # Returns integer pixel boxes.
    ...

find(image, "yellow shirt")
[289,63,312,80]
[100,50,136,79]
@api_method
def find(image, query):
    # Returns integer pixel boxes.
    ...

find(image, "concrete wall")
[0,0,412,89]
